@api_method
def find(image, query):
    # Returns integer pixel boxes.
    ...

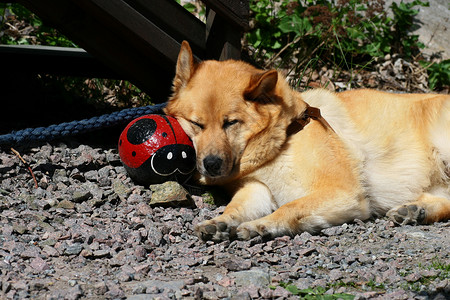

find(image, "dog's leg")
[236,191,369,240]
[195,181,277,241]
[387,193,450,225]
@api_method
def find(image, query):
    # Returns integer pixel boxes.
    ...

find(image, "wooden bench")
[1,0,249,100]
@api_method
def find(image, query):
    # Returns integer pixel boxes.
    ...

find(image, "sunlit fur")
[165,41,450,241]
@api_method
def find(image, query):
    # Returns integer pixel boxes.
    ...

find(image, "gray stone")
[92,249,111,258]
[57,199,75,209]
[231,269,271,287]
[149,181,194,207]
[221,259,252,271]
[30,257,50,272]
[64,243,83,256]
[84,170,98,181]
[93,281,108,295]
[322,226,344,236]
[126,279,185,295]
[98,166,113,178]
[53,169,69,183]
[48,284,84,300]
[71,190,92,203]
[112,179,131,200]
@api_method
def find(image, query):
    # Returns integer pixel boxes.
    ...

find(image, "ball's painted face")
[118,114,196,185]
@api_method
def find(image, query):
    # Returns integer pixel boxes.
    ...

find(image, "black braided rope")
[0,103,167,146]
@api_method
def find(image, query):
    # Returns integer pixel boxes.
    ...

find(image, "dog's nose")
[203,155,223,177]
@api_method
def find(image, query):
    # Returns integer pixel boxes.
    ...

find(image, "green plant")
[390,0,428,58]
[430,258,450,280]
[0,3,75,46]
[246,0,430,88]
[329,280,357,289]
[366,280,386,291]
[176,0,206,21]
[420,59,450,90]
[201,192,215,205]
[399,259,450,293]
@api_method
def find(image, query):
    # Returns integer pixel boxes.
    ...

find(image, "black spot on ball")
[127,118,157,145]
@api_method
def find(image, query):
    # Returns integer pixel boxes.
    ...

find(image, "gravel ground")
[0,142,449,300]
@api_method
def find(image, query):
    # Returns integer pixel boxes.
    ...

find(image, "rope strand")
[0,103,167,146]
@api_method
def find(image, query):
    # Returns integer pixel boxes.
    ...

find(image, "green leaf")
[298,287,316,295]
[183,3,197,13]
[284,284,300,295]
[272,40,282,49]
[278,14,310,36]
[425,59,450,90]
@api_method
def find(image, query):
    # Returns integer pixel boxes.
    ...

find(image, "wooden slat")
[203,0,249,31]
[205,10,242,60]
[124,0,206,57]
[0,44,89,57]
[77,0,180,70]
[0,44,118,77]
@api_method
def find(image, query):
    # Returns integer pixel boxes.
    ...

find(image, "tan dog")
[164,41,450,241]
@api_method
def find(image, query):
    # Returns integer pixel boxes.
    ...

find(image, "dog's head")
[164,41,307,182]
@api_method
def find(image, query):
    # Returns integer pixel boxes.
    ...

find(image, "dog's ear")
[172,41,195,93]
[244,70,278,102]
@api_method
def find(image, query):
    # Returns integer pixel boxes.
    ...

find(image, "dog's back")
[304,89,450,217]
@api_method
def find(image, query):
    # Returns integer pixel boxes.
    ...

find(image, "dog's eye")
[223,119,239,129]
[190,120,204,129]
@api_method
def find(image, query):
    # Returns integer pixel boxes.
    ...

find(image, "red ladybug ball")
[118,114,196,185]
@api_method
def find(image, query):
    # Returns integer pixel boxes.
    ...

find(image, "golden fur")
[164,41,450,241]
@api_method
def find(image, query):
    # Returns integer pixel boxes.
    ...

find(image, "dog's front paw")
[387,204,426,225]
[194,220,237,242]
[236,220,273,240]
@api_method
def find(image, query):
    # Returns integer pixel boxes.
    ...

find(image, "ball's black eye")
[223,119,239,129]
[132,151,136,157]
[162,132,168,138]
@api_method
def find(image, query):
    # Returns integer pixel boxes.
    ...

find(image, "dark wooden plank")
[124,0,206,57]
[0,44,118,77]
[203,0,249,31]
[18,0,176,100]
[205,10,242,60]
[0,44,89,57]
[77,0,180,70]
